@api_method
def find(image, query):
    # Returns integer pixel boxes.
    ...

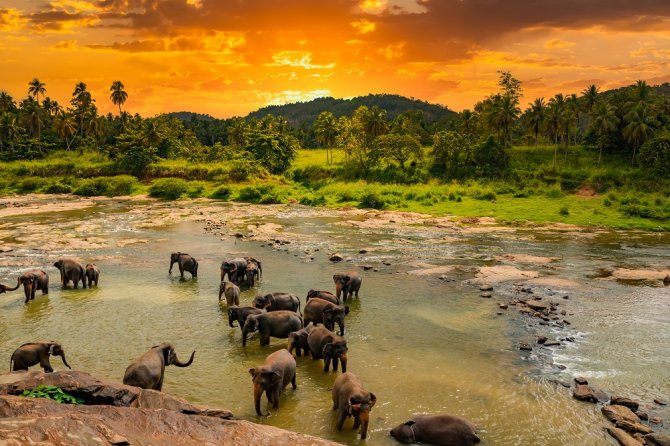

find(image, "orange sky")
[2,0,670,118]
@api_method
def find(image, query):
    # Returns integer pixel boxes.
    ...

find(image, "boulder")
[654,398,668,406]
[611,396,640,411]
[606,427,644,446]
[519,343,532,351]
[479,284,493,291]
[573,385,597,403]
[646,433,670,446]
[603,404,642,425]
[574,376,588,385]
[615,419,653,435]
[329,253,343,262]
[526,301,548,311]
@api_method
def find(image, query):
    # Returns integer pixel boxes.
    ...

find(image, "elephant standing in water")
[249,348,296,416]
[85,263,100,287]
[0,269,49,303]
[332,372,377,440]
[123,343,195,391]
[54,259,86,289]
[333,272,362,302]
[245,257,262,286]
[220,258,247,284]
[169,253,198,278]
[228,306,263,333]
[307,326,348,372]
[10,342,71,373]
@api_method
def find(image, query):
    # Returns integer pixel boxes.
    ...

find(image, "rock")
[606,427,644,446]
[544,341,561,347]
[603,404,642,425]
[526,301,548,311]
[234,233,244,238]
[664,274,670,286]
[592,388,610,403]
[479,283,493,291]
[563,295,569,299]
[611,396,640,411]
[646,432,670,446]
[362,265,373,270]
[574,376,588,385]
[499,303,508,309]
[537,336,548,344]
[573,385,597,403]
[636,412,648,421]
[519,343,532,351]
[383,261,392,266]
[329,253,344,262]
[650,416,663,425]
[359,249,368,254]
[480,292,492,298]
[615,419,653,435]
[654,399,668,406]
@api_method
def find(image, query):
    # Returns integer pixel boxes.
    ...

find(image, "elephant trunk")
[172,350,195,367]
[169,260,175,274]
[228,315,236,328]
[3,278,21,293]
[23,282,32,302]
[59,353,71,369]
[253,382,266,416]
[340,352,347,373]
[358,408,370,439]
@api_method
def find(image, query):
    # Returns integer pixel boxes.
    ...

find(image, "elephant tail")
[9,351,14,372]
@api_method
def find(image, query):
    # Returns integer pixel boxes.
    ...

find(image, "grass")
[0,147,668,230]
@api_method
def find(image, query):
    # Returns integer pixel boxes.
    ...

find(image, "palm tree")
[547,94,566,167]
[53,111,76,150]
[590,101,619,166]
[72,82,93,145]
[498,94,520,147]
[27,78,46,106]
[314,111,339,164]
[0,112,22,152]
[582,84,599,114]
[526,98,546,146]
[227,117,247,149]
[566,94,580,147]
[0,91,16,113]
[109,81,128,115]
[458,109,476,137]
[623,103,657,166]
[361,106,388,146]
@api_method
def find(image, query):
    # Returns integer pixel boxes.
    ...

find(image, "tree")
[589,101,619,166]
[53,112,76,150]
[227,117,247,149]
[109,81,128,115]
[548,93,566,167]
[244,130,299,174]
[457,109,477,137]
[313,111,339,164]
[0,91,16,113]
[374,133,422,169]
[431,130,472,178]
[0,112,22,152]
[361,105,388,145]
[526,98,546,146]
[623,103,657,166]
[639,131,670,177]
[498,94,520,147]
[582,84,599,114]
[28,78,46,106]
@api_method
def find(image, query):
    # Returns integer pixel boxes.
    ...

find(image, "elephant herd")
[0,250,481,445]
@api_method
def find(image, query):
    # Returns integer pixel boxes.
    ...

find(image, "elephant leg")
[156,375,164,391]
[179,265,184,278]
[272,389,280,409]
[353,414,361,429]
[336,410,347,431]
[291,374,297,390]
[333,356,339,372]
[260,334,270,347]
[324,356,332,372]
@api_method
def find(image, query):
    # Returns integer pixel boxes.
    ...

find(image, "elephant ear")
[368,393,377,408]
[48,344,55,355]
[344,306,350,316]
[248,367,258,379]
[322,342,333,357]
[163,346,173,364]
[403,420,416,426]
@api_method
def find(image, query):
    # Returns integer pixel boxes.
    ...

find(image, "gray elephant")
[169,252,198,278]
[390,414,481,445]
[85,263,100,287]
[306,289,340,305]
[307,326,348,372]
[1,269,49,303]
[287,325,315,357]
[333,272,362,302]
[303,298,349,336]
[252,292,301,313]
[122,343,195,391]
[249,348,296,416]
[10,342,71,373]
[228,305,264,333]
[219,281,240,306]
[53,258,86,289]
[242,311,303,347]
[220,258,247,284]
[332,372,377,440]
[245,257,262,286]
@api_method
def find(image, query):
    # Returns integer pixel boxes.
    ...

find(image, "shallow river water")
[0,196,668,445]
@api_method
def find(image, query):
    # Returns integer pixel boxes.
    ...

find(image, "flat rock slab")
[496,254,558,264]
[607,427,644,446]
[603,404,642,425]
[646,432,670,446]
[407,266,455,276]
[474,265,539,284]
[610,268,670,281]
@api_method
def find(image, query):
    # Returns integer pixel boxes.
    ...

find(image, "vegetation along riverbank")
[1,73,669,230]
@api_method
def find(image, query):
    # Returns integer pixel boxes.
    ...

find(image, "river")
[0,196,668,445]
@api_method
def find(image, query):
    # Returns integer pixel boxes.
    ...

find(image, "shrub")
[41,180,74,194]
[17,177,48,193]
[472,189,497,201]
[559,205,570,216]
[545,187,565,198]
[211,185,232,200]
[237,184,286,204]
[603,198,612,207]
[148,178,188,199]
[639,132,670,178]
[358,191,386,209]
[299,193,326,206]
[22,385,83,405]
[73,176,137,197]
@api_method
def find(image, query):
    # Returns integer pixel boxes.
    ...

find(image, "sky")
[1,0,670,118]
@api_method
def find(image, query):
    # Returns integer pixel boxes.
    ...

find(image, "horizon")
[2,1,670,118]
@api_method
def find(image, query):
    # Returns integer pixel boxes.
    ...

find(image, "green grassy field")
[0,148,668,230]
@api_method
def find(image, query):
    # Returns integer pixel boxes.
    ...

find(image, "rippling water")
[0,197,668,445]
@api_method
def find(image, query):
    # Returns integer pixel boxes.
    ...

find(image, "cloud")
[53,39,78,49]
[351,18,376,34]
[545,39,575,49]
[0,8,28,32]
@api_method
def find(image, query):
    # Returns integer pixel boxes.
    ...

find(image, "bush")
[73,176,137,197]
[41,179,74,194]
[237,184,286,204]
[639,132,670,178]
[211,185,232,200]
[17,177,48,193]
[603,198,612,207]
[299,193,326,206]
[358,191,386,209]
[148,178,188,199]
[472,189,497,201]
[559,205,570,216]
[545,187,565,198]
[22,385,83,405]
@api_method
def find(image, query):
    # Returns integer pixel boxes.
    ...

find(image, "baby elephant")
[219,281,240,306]
[249,348,296,416]
[10,342,71,373]
[303,298,349,336]
[390,414,481,445]
[228,305,263,333]
[306,289,340,305]
[332,372,377,440]
[333,272,362,302]
[307,326,347,372]
[287,325,315,357]
[253,292,301,313]
[85,263,100,287]
[169,252,198,278]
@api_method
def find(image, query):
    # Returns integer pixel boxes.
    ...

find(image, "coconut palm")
[498,94,520,147]
[314,111,339,164]
[27,78,46,106]
[590,101,619,166]
[361,106,388,146]
[458,109,477,137]
[581,84,599,114]
[623,103,657,166]
[0,112,22,152]
[53,111,76,150]
[526,98,546,146]
[109,81,128,115]
[0,91,16,113]
[227,117,247,149]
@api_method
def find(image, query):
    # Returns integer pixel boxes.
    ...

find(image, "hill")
[165,111,216,121]
[245,94,456,126]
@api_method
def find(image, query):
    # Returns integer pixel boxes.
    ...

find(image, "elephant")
[53,258,86,289]
[306,289,340,305]
[390,414,481,446]
[228,305,264,333]
[287,325,315,357]
[219,281,240,306]
[244,257,262,286]
[307,326,348,372]
[242,311,303,347]
[249,348,296,416]
[1,269,49,303]
[333,272,362,302]
[303,298,349,336]
[85,263,100,287]
[10,342,71,373]
[332,372,377,440]
[169,252,198,278]
[220,258,247,284]
[252,292,301,313]
[122,343,195,391]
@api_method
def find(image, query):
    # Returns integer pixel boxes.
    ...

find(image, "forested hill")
[245,94,456,126]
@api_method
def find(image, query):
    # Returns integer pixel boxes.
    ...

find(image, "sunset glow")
[2,0,670,117]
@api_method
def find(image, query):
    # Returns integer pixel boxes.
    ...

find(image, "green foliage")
[639,132,670,177]
[559,205,570,216]
[41,178,74,194]
[373,133,423,169]
[472,136,509,177]
[237,184,287,204]
[17,176,48,192]
[148,177,188,199]
[244,130,298,174]
[471,189,497,201]
[211,185,232,200]
[22,385,84,405]
[73,175,136,197]
[359,190,386,209]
